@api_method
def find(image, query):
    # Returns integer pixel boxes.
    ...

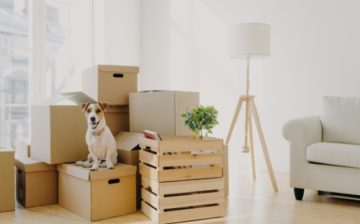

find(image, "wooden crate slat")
[158,166,222,182]
[159,153,222,168]
[139,150,158,167]
[141,201,159,223]
[139,163,158,181]
[159,204,225,224]
[158,137,223,153]
[159,190,225,210]
[159,178,224,196]
[141,188,159,208]
[141,177,159,195]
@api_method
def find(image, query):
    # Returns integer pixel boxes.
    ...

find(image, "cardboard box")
[0,148,15,212]
[82,65,139,105]
[15,157,57,208]
[58,163,136,221]
[129,91,199,136]
[115,132,144,209]
[31,103,88,164]
[106,106,129,136]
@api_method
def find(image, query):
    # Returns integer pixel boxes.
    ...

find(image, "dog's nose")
[90,116,96,122]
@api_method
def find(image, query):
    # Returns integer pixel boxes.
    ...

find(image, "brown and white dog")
[76,102,117,170]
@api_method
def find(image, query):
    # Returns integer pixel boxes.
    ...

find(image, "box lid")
[57,163,136,181]
[131,90,198,95]
[32,95,75,106]
[0,147,14,153]
[15,157,56,172]
[60,91,96,105]
[115,132,144,151]
[97,65,139,73]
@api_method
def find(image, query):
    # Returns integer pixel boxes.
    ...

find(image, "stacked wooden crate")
[139,136,225,224]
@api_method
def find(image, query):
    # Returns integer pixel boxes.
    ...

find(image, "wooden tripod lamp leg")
[243,99,250,153]
[249,99,278,192]
[225,97,245,145]
[248,112,256,180]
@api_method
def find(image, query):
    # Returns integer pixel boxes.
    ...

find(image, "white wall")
[141,0,360,173]
[94,0,140,66]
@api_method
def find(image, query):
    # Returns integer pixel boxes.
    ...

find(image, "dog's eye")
[96,109,101,113]
[87,109,91,113]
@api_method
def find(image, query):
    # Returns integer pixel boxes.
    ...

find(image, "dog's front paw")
[83,161,93,168]
[75,161,83,166]
[106,162,114,169]
[90,165,98,171]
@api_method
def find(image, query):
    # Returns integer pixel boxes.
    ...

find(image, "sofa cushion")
[321,96,360,145]
[307,142,360,169]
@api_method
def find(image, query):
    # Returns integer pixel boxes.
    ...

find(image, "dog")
[75,101,117,170]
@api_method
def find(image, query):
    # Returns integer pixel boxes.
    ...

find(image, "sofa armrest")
[283,116,322,147]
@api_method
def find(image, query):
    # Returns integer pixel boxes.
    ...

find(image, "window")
[0,0,93,148]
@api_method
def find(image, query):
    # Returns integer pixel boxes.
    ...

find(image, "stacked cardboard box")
[58,163,136,221]
[0,148,15,212]
[15,157,58,208]
[16,65,138,220]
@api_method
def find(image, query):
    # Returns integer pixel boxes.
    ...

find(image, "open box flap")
[60,91,96,105]
[115,132,144,151]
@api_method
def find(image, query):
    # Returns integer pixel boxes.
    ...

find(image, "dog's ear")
[80,101,90,112]
[98,102,109,112]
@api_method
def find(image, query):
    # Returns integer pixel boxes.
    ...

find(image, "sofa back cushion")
[321,96,360,144]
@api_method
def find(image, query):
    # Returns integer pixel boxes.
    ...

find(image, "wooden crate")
[139,136,225,223]
[141,177,225,224]
[139,136,223,182]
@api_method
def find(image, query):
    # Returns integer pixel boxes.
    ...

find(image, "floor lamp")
[226,23,278,192]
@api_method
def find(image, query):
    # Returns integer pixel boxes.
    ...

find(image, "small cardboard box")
[0,148,15,212]
[129,91,199,136]
[31,102,88,164]
[58,163,136,221]
[15,157,57,208]
[82,65,139,105]
[115,132,144,209]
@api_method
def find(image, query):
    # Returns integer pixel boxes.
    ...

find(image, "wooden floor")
[1,168,360,224]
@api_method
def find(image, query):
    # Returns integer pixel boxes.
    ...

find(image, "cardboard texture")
[15,157,58,208]
[0,148,15,212]
[115,132,144,209]
[105,106,129,136]
[129,91,199,136]
[58,163,136,221]
[82,65,139,105]
[31,104,88,164]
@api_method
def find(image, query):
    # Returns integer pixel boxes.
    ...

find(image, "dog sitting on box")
[76,102,117,170]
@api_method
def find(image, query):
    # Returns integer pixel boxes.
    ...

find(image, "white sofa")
[283,96,360,200]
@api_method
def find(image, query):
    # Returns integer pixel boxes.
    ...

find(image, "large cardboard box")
[31,103,88,164]
[58,163,136,221]
[15,157,57,208]
[115,132,144,209]
[129,91,199,136]
[82,65,139,105]
[0,148,15,212]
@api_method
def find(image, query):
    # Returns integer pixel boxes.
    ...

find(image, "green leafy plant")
[182,105,219,139]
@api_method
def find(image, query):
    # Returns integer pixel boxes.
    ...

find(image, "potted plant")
[182,105,219,139]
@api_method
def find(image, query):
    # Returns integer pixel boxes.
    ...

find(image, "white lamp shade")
[229,23,271,58]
